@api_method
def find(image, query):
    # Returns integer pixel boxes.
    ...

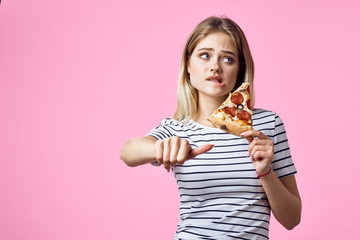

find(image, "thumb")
[245,137,254,144]
[187,144,214,159]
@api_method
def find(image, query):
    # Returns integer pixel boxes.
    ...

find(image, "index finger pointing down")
[188,144,214,160]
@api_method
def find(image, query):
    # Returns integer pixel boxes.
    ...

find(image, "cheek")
[189,61,205,78]
[225,65,239,79]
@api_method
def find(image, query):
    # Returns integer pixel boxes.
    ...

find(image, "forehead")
[194,32,237,52]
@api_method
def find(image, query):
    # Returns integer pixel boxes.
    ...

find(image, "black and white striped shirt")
[147,109,297,240]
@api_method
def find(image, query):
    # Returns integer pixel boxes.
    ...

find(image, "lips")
[206,75,224,87]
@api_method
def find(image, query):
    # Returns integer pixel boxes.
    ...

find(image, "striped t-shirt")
[147,109,297,240]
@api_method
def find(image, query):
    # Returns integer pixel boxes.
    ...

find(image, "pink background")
[1,0,359,239]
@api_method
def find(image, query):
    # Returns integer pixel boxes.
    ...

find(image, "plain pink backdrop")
[1,0,359,239]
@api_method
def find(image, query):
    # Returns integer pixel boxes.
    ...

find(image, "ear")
[186,55,191,74]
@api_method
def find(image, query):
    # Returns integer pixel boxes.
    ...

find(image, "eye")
[223,57,233,63]
[199,53,210,59]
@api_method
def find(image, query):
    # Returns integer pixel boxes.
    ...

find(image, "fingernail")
[240,132,248,136]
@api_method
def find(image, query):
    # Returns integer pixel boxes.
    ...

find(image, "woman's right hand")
[155,136,214,172]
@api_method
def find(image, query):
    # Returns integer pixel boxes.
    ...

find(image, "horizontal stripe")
[252,120,275,127]
[226,215,270,223]
[178,216,221,220]
[180,209,235,217]
[211,143,248,147]
[225,235,249,240]
[274,131,286,137]
[252,113,274,121]
[274,139,288,146]
[192,137,242,143]
[183,156,249,161]
[177,176,258,183]
[179,230,212,238]
[185,132,230,137]
[274,147,290,155]
[202,149,249,154]
[212,221,269,231]
[180,196,268,204]
[178,184,262,191]
[254,127,274,132]
[273,163,295,172]
[174,168,255,175]
[234,208,271,216]
[180,190,266,198]
[243,230,269,239]
[184,225,240,234]
[180,202,270,210]
[147,109,296,239]
[228,231,268,239]
[177,161,252,167]
[272,155,292,164]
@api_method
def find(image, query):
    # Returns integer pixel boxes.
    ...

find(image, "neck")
[194,93,228,127]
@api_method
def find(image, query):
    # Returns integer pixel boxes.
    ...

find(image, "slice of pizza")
[208,82,253,136]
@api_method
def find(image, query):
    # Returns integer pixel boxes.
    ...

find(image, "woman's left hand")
[240,130,274,175]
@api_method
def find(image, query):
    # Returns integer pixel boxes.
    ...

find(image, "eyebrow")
[197,48,237,57]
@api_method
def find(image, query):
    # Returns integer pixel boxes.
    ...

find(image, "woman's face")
[187,32,239,100]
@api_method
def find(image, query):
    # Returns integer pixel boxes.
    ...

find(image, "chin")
[194,84,233,99]
[204,90,231,99]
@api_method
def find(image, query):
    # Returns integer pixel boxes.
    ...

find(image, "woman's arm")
[260,172,301,230]
[120,136,158,167]
[120,136,214,169]
[241,130,302,230]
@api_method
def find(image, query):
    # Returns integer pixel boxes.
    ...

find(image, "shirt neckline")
[189,119,225,133]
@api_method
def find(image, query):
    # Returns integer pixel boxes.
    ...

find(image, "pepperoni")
[237,110,251,121]
[230,92,243,105]
[224,106,236,117]
[247,100,251,110]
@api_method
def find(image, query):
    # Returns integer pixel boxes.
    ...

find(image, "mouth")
[206,76,224,87]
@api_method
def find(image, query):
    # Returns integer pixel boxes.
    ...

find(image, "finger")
[249,145,267,160]
[170,137,180,166]
[248,139,269,154]
[155,140,164,165]
[252,150,266,161]
[240,130,269,140]
[163,139,171,172]
[242,135,254,144]
[177,140,191,165]
[188,144,214,159]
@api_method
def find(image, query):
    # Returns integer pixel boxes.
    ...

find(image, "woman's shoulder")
[157,118,194,129]
[158,118,182,125]
[252,108,287,136]
[151,118,200,136]
[252,108,283,128]
[252,108,278,118]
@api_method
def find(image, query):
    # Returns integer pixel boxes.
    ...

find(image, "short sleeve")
[146,118,175,140]
[146,118,176,166]
[271,113,297,178]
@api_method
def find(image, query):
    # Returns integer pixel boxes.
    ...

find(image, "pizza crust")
[209,111,252,136]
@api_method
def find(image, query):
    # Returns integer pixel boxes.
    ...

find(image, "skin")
[188,32,240,125]
[120,31,301,230]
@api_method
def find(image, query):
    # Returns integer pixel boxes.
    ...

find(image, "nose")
[210,62,221,73]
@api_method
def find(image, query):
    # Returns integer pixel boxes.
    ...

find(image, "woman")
[120,16,301,239]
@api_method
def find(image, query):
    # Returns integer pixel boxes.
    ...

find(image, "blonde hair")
[174,16,255,123]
